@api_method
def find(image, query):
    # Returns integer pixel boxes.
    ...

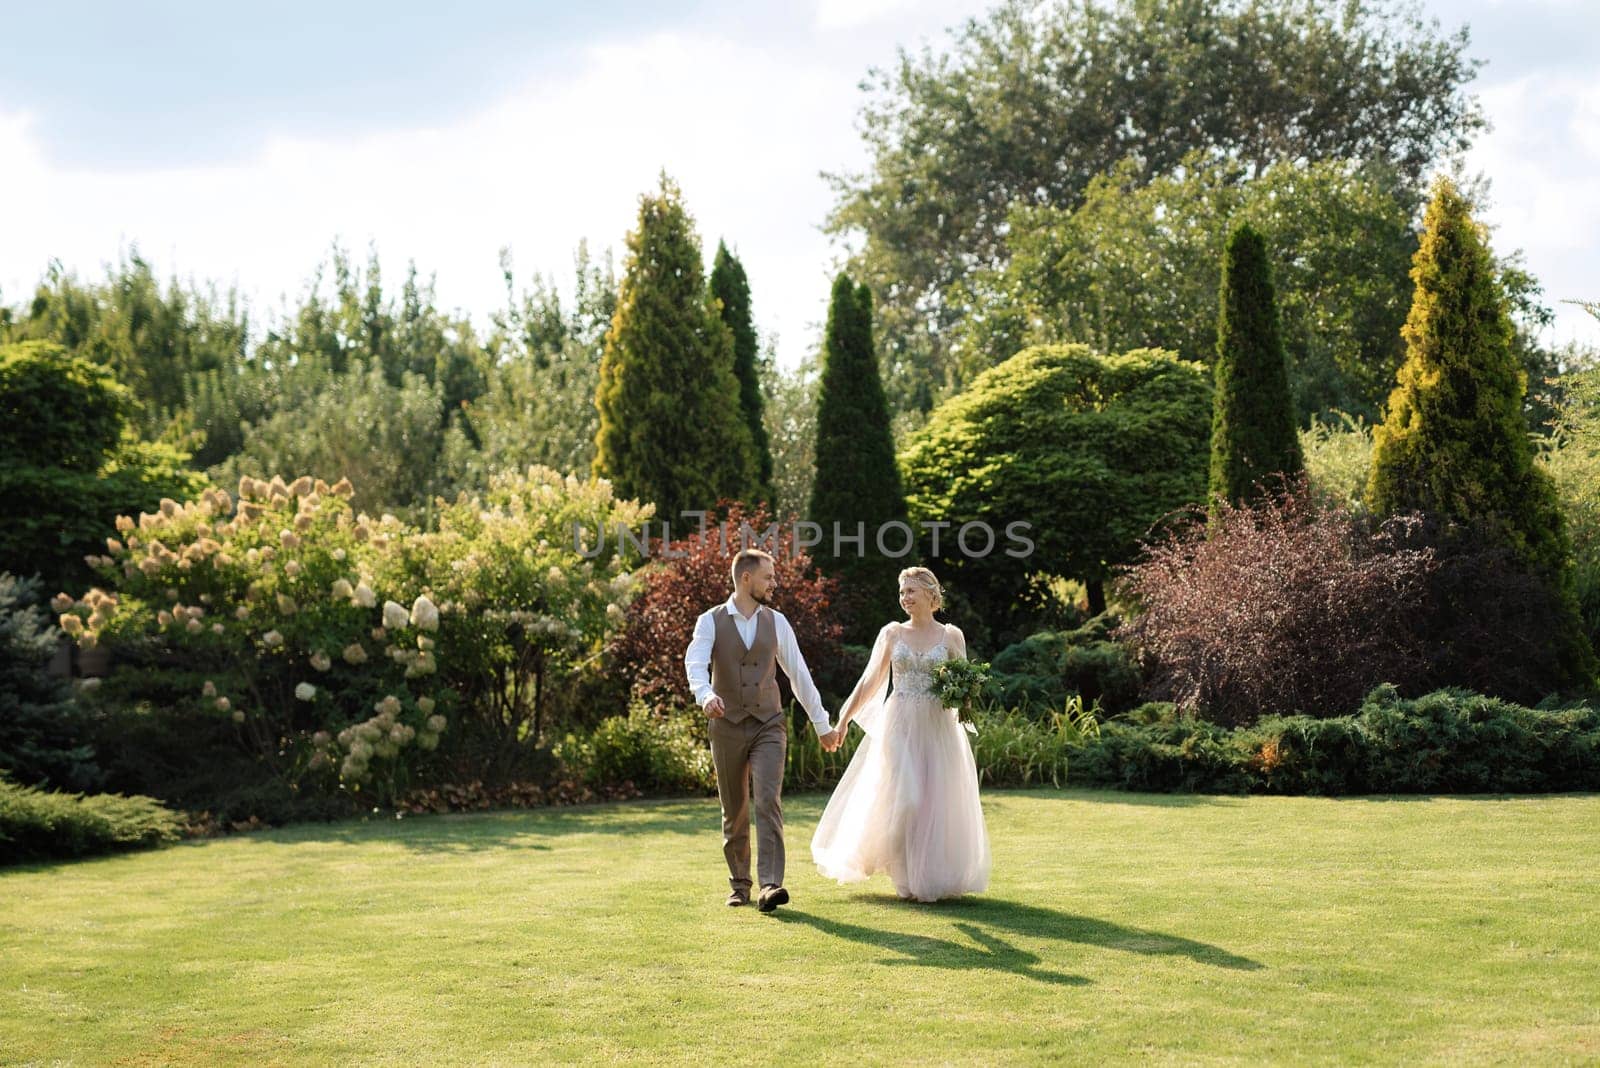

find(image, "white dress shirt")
[683,596,831,735]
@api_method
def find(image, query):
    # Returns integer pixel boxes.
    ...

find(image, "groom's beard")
[751,589,773,605]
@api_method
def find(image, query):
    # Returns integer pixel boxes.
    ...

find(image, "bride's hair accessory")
[898,566,943,610]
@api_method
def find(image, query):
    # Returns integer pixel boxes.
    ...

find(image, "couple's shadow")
[773,897,1262,987]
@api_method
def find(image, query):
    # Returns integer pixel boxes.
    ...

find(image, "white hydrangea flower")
[354,583,377,609]
[382,601,409,629]
[409,595,439,632]
[294,682,317,702]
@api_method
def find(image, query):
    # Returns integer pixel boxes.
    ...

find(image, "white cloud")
[2,7,1594,376]
[1465,73,1600,348]
[815,0,919,31]
[0,31,866,368]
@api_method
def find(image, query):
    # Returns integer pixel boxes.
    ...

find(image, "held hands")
[819,722,847,752]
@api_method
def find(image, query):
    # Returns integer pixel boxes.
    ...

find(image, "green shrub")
[1351,685,1600,793]
[0,573,102,791]
[0,341,206,591]
[1300,411,1373,509]
[989,616,1141,716]
[1071,717,1259,793]
[900,343,1212,631]
[0,775,182,865]
[967,696,1100,788]
[1540,366,1600,656]
[1073,686,1600,794]
[558,705,715,796]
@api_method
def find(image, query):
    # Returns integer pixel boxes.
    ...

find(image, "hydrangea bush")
[381,466,650,778]
[55,466,650,805]
[56,475,449,801]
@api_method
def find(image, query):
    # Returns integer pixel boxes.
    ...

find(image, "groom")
[684,548,842,911]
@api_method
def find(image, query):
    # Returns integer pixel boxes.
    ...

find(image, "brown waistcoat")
[711,607,782,723]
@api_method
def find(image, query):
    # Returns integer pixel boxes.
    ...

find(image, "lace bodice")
[891,638,949,698]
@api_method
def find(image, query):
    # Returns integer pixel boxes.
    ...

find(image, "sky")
[1,0,1596,371]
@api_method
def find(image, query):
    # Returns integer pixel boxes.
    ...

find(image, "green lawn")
[3,790,1599,1066]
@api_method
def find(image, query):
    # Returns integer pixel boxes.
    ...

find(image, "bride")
[811,567,991,902]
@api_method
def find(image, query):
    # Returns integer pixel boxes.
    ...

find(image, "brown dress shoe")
[727,889,750,907]
[757,885,789,913]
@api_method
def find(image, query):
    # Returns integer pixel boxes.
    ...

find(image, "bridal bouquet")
[931,658,991,735]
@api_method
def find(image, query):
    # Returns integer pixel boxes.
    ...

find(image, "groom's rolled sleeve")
[774,611,831,735]
[683,611,717,708]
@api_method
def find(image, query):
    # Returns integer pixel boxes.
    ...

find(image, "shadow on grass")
[774,909,1090,986]
[1052,791,1237,807]
[778,897,1262,982]
[248,797,719,854]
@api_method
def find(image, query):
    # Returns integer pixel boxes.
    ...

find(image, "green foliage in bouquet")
[931,657,992,710]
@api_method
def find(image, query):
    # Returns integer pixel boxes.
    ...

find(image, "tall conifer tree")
[1209,223,1303,510]
[1367,177,1593,688]
[810,274,907,631]
[1367,178,1569,579]
[593,176,754,522]
[709,242,773,505]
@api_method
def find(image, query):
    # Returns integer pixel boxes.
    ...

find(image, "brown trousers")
[709,713,788,891]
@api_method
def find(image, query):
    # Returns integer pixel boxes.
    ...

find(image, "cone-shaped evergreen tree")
[709,241,773,505]
[1367,177,1570,579]
[1209,223,1303,510]
[810,275,907,633]
[594,175,755,522]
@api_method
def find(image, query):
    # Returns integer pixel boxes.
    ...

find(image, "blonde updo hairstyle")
[898,566,944,612]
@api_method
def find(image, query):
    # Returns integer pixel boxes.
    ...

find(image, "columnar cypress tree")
[810,274,907,631]
[1367,177,1570,580]
[708,242,773,505]
[593,176,755,523]
[1209,223,1303,509]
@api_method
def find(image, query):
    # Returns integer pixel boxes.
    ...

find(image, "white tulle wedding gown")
[811,623,991,902]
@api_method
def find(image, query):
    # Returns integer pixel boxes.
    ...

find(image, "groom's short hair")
[731,548,774,587]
